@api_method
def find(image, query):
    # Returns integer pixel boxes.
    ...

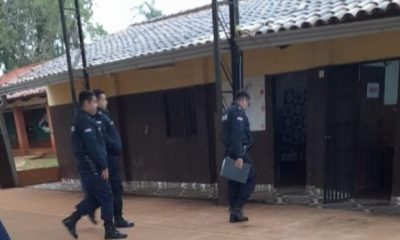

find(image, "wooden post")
[13,107,29,155]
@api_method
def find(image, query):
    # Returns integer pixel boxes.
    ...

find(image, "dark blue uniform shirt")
[222,103,253,159]
[94,109,122,156]
[71,110,108,174]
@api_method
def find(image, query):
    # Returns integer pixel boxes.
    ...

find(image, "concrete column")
[12,107,29,155]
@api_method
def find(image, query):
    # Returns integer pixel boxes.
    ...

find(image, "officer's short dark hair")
[93,89,105,99]
[234,90,251,102]
[78,90,95,107]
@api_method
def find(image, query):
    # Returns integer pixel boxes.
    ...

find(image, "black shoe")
[88,212,98,225]
[105,227,127,239]
[62,217,78,239]
[229,214,249,223]
[114,217,135,228]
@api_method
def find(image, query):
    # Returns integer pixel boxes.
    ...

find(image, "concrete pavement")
[1,188,400,240]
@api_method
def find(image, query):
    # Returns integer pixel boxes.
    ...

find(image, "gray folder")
[220,157,250,184]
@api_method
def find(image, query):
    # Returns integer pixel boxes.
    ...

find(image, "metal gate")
[324,65,359,203]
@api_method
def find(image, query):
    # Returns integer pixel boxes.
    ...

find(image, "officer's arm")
[229,111,246,159]
[104,132,122,154]
[78,120,108,171]
[103,117,122,155]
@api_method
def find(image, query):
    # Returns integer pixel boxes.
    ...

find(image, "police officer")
[90,89,134,228]
[222,90,256,223]
[62,91,127,239]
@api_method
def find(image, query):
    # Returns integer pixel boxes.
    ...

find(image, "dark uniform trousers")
[76,169,114,222]
[89,154,123,218]
[228,154,256,210]
[108,155,124,218]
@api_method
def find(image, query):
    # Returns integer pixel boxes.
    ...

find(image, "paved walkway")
[1,188,400,240]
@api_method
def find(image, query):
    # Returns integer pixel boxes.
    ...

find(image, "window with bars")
[164,89,197,138]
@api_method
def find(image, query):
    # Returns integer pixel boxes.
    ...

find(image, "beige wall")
[48,31,400,107]
[47,75,119,106]
[47,82,83,107]
[244,31,400,77]
[115,58,212,96]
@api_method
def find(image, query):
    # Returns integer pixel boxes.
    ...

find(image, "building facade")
[1,0,400,203]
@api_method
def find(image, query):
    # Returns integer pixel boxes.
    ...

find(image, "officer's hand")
[235,158,244,170]
[101,168,109,180]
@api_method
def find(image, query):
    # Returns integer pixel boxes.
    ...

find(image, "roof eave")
[1,16,400,96]
[237,16,400,50]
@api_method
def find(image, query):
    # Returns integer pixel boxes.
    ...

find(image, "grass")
[15,157,59,171]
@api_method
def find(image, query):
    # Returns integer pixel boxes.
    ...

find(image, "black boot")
[88,212,98,225]
[105,222,127,239]
[114,216,134,228]
[230,214,249,223]
[105,227,128,239]
[229,208,249,223]
[62,213,80,239]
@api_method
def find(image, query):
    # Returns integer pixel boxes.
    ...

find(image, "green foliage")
[136,0,163,20]
[0,0,106,72]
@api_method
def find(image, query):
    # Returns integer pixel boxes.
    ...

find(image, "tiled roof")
[0,64,40,86]
[1,0,400,92]
[0,64,46,99]
[242,0,400,34]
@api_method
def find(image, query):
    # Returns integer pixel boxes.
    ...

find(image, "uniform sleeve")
[229,111,246,159]
[77,119,108,171]
[102,116,122,155]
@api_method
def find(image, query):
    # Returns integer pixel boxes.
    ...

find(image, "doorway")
[273,72,307,187]
[323,60,399,202]
[355,60,399,200]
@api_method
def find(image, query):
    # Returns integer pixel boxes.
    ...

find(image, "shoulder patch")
[237,116,244,121]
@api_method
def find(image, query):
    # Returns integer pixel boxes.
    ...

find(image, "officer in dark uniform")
[222,90,256,223]
[62,90,127,239]
[90,89,134,228]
